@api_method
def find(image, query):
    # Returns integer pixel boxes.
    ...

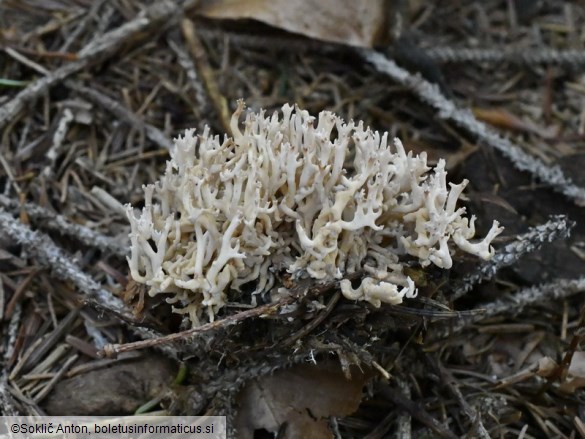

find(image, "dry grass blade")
[32,354,78,404]
[65,82,173,151]
[19,310,79,375]
[181,18,232,136]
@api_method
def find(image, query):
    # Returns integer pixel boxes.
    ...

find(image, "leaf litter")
[0,0,585,438]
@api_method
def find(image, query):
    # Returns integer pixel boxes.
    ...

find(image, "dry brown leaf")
[44,355,176,415]
[196,0,390,48]
[472,107,558,139]
[473,107,529,132]
[234,360,370,439]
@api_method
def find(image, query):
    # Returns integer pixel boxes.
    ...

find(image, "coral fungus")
[127,101,502,326]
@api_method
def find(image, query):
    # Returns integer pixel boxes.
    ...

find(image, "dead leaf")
[472,107,558,139]
[234,360,370,439]
[473,107,529,132]
[44,355,176,415]
[196,0,390,48]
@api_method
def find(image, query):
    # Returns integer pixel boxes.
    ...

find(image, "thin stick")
[378,383,458,439]
[435,359,490,439]
[0,304,22,415]
[167,38,208,124]
[276,291,341,349]
[360,50,585,206]
[100,276,357,358]
[0,209,127,314]
[181,18,232,136]
[539,303,585,395]
[33,354,79,403]
[0,375,19,416]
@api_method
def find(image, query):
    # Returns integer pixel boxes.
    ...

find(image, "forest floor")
[1,1,585,438]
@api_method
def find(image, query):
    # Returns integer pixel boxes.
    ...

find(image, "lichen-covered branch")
[0,304,22,415]
[0,208,128,314]
[452,215,574,299]
[433,276,585,340]
[0,208,179,357]
[361,50,585,206]
[426,46,585,66]
[0,194,127,257]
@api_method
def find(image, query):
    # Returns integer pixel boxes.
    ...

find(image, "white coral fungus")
[127,101,503,326]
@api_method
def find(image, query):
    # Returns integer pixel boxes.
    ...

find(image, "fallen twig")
[378,383,458,439]
[181,18,232,136]
[426,46,585,66]
[0,194,127,257]
[100,276,359,358]
[539,302,585,395]
[434,358,490,439]
[167,37,209,127]
[0,210,173,355]
[276,291,341,349]
[0,209,128,315]
[0,375,19,416]
[361,50,585,206]
[0,304,22,415]
[432,276,585,341]
[452,215,574,300]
